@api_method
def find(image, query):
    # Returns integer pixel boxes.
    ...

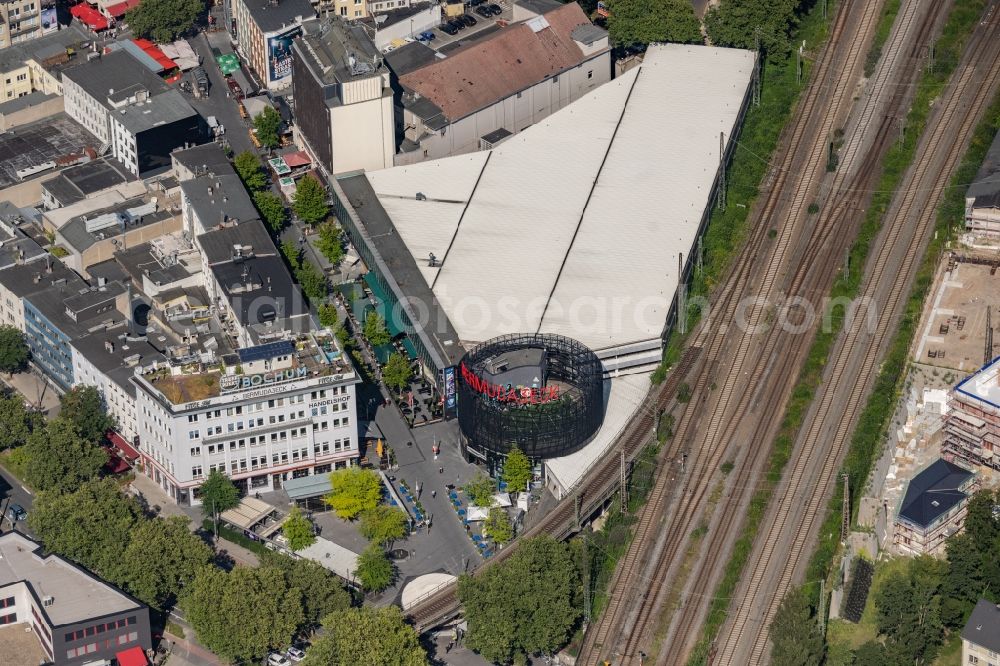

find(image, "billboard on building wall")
[443,366,457,418]
[267,27,300,84]
[40,4,58,34]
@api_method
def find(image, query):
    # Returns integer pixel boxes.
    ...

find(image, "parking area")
[426,0,513,50]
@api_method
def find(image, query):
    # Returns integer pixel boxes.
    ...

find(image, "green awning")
[373,343,395,365]
[217,53,240,75]
[283,473,332,501]
[363,273,406,337]
[401,336,418,360]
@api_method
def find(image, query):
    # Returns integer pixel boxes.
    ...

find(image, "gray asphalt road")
[187,32,255,156]
[0,464,34,536]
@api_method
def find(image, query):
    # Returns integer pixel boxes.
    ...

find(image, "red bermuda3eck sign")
[459,362,560,405]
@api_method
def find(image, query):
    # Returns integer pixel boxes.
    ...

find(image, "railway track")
[715,3,1000,665]
[577,1,892,662]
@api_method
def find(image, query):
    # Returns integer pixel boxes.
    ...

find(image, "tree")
[199,469,240,517]
[355,544,394,592]
[458,535,580,663]
[253,106,282,150]
[464,471,496,507]
[282,506,316,551]
[59,385,115,443]
[24,417,106,493]
[28,479,143,577]
[607,0,702,47]
[281,239,301,270]
[359,505,408,546]
[874,557,945,665]
[183,566,304,663]
[315,221,345,267]
[382,353,411,393]
[963,489,999,555]
[234,151,267,191]
[769,587,824,666]
[705,0,799,60]
[125,0,204,43]
[852,641,888,666]
[293,175,329,225]
[296,260,328,301]
[363,312,391,347]
[302,607,427,666]
[0,394,30,450]
[0,325,28,374]
[115,516,213,609]
[318,303,339,329]
[503,447,532,494]
[265,555,351,629]
[253,190,287,233]
[323,467,381,519]
[941,533,986,628]
[484,507,514,545]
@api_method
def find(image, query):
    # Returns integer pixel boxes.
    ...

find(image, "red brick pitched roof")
[400,2,599,121]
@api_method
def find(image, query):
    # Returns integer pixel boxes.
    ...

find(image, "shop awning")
[108,431,140,460]
[71,3,109,30]
[105,0,140,17]
[284,473,333,501]
[401,336,418,360]
[216,52,240,76]
[283,151,311,168]
[116,646,148,666]
[363,273,406,337]
[133,38,177,71]
[374,343,394,365]
[220,497,276,531]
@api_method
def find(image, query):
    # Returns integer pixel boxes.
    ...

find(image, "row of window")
[189,412,349,441]
[66,632,138,660]
[191,439,352,478]
[65,615,137,643]
[185,388,348,425]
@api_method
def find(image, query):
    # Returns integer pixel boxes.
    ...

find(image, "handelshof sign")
[459,362,560,405]
[220,367,308,393]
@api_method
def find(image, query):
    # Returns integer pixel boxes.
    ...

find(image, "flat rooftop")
[42,157,133,207]
[0,113,99,189]
[358,44,756,355]
[241,0,313,33]
[295,16,384,88]
[0,532,140,627]
[954,355,1000,410]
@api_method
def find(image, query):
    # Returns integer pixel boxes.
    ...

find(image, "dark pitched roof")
[181,173,261,230]
[240,0,314,33]
[197,219,276,265]
[211,254,307,327]
[0,258,85,298]
[897,459,974,529]
[172,143,233,178]
[962,599,1000,653]
[383,41,439,78]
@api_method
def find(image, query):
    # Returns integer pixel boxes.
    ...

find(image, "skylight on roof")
[527,16,549,32]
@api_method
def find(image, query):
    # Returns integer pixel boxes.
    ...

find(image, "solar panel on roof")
[238,340,294,363]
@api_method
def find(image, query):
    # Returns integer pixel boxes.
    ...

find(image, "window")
[0,612,15,625]
[190,446,201,456]
[189,430,200,440]
[0,597,13,609]
[192,465,203,478]
[587,70,593,79]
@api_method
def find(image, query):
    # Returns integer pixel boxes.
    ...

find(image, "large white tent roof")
[364,44,755,354]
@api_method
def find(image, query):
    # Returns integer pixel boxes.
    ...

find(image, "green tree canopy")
[323,467,381,519]
[607,0,702,47]
[355,544,394,592]
[282,506,316,551]
[705,0,799,59]
[281,239,302,270]
[382,353,411,393]
[318,303,339,329]
[234,151,267,191]
[502,447,532,494]
[302,607,427,666]
[295,259,328,301]
[125,0,204,43]
[852,640,888,666]
[199,469,240,517]
[464,471,496,507]
[60,385,115,443]
[484,507,514,545]
[24,417,106,493]
[0,393,30,450]
[963,488,999,554]
[183,566,304,663]
[293,175,329,225]
[874,556,946,665]
[0,325,28,374]
[315,221,345,267]
[458,535,580,663]
[253,190,287,233]
[364,312,391,347]
[28,479,143,576]
[359,504,408,546]
[253,106,283,149]
[769,587,824,666]
[114,516,213,609]
[264,555,351,628]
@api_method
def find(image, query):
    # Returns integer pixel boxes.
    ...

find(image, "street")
[0,463,33,537]
[186,32,255,156]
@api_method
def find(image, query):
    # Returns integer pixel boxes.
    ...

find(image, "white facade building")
[133,331,361,505]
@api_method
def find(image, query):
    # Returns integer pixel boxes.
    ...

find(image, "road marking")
[21,485,32,495]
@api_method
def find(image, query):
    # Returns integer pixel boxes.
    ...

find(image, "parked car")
[448,18,466,31]
[439,22,459,35]
[459,13,477,26]
[285,646,306,662]
[468,0,487,6]
[417,30,436,41]
[474,5,492,17]
[266,653,291,666]
[5,503,26,523]
[485,3,502,14]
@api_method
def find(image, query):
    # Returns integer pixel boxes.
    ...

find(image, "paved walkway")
[1,368,60,415]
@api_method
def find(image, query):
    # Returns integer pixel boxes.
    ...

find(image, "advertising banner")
[267,27,300,84]
[443,366,457,418]
[40,4,57,34]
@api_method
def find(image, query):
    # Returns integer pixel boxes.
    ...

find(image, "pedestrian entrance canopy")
[219,496,277,531]
[216,52,240,75]
[284,473,332,501]
[115,646,148,666]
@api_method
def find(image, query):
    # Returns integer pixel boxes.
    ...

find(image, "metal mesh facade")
[458,333,604,461]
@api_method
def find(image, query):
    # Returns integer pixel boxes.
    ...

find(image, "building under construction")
[944,355,1000,470]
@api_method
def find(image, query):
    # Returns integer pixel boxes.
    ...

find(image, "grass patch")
[864,0,902,77]
[202,517,269,557]
[165,620,186,640]
[0,447,32,490]
[931,633,962,666]
[686,0,992,663]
